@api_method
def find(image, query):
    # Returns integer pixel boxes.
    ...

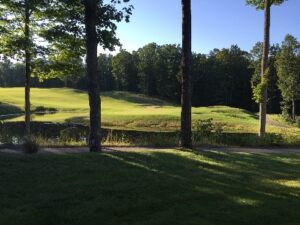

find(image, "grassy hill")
[0,88,259,131]
[0,87,300,146]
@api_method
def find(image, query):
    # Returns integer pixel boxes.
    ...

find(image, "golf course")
[1,87,300,146]
[1,0,300,223]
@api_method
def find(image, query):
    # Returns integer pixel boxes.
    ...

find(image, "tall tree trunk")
[181,0,192,148]
[259,0,270,137]
[292,99,295,120]
[24,0,31,137]
[85,0,101,152]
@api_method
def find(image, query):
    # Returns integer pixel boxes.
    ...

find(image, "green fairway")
[1,149,300,225]
[0,87,296,133]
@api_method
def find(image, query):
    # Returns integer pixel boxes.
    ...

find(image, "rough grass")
[0,88,294,132]
[1,149,300,225]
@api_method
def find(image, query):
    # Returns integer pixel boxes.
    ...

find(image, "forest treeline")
[2,36,299,114]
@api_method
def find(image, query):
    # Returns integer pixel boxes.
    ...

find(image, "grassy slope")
[0,87,296,135]
[1,149,300,225]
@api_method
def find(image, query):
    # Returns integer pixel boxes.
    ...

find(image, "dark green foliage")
[275,34,300,120]
[252,70,269,104]
[194,118,214,138]
[193,119,225,144]
[192,46,254,110]
[98,54,115,91]
[136,43,181,101]
[112,50,138,91]
[74,54,115,91]
[156,44,181,101]
[0,59,25,87]
[211,46,253,109]
[250,43,282,113]
[136,43,160,96]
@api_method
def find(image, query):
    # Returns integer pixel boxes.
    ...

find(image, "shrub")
[193,118,214,142]
[22,137,39,154]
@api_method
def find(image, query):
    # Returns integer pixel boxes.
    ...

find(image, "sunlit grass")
[266,179,300,188]
[2,87,300,146]
[1,87,296,134]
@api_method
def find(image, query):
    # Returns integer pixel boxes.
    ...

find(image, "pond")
[0,121,88,145]
[0,121,178,146]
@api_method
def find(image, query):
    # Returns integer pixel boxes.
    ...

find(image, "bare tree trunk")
[259,0,270,137]
[24,0,31,137]
[181,0,192,148]
[85,0,101,152]
[292,99,295,120]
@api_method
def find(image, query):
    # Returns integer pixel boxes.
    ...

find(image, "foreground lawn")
[1,149,300,225]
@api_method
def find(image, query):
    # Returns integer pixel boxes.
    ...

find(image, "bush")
[193,118,214,142]
[193,119,226,145]
[195,119,214,135]
[22,137,39,154]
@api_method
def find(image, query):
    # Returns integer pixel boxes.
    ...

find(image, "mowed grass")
[0,87,297,135]
[1,149,300,225]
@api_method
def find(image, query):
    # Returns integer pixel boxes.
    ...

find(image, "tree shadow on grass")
[102,150,300,224]
[1,149,300,225]
[102,91,175,107]
[241,109,259,120]
[0,102,23,120]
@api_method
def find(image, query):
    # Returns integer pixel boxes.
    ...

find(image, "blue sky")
[109,0,300,54]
